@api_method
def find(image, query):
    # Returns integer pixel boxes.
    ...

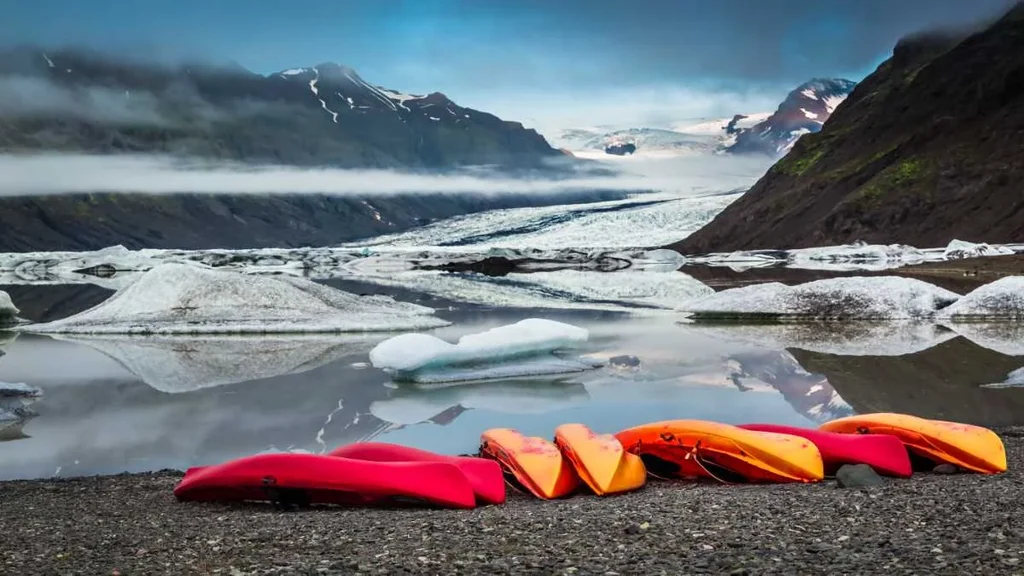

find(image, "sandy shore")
[3,430,1023,575]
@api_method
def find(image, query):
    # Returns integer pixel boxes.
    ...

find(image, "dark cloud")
[450,0,1020,86]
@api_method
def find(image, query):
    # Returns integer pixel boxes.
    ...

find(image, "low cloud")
[0,74,274,127]
[0,152,775,198]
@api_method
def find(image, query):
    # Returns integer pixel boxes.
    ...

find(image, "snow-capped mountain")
[0,49,562,170]
[725,78,857,156]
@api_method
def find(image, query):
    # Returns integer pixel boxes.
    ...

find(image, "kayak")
[738,423,912,478]
[554,423,646,496]
[328,442,505,505]
[173,452,477,509]
[615,419,824,483]
[819,413,1007,474]
[479,428,580,499]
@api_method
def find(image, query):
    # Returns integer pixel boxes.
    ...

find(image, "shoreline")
[3,429,1022,574]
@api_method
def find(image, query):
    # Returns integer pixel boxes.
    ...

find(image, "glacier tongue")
[369,318,601,383]
[17,262,450,335]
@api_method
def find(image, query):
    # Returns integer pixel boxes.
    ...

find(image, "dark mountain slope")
[671,3,1024,254]
[0,49,562,169]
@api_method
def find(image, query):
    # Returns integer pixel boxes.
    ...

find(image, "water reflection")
[0,317,1022,481]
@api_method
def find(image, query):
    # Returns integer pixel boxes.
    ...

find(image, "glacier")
[680,276,962,321]
[369,318,602,383]
[17,262,450,335]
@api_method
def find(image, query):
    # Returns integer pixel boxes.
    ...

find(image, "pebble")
[0,430,1020,574]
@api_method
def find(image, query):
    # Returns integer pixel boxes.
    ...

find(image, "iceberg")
[369,318,602,383]
[17,263,450,335]
[943,239,1015,260]
[680,276,961,321]
[936,276,1024,321]
[50,333,385,393]
[1,290,18,327]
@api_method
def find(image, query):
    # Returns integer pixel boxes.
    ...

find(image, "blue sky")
[2,0,1017,130]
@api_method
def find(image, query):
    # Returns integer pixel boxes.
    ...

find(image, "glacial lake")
[2,282,1024,482]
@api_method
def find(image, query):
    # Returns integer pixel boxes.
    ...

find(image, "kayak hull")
[480,428,580,499]
[174,453,478,509]
[819,413,1007,474]
[615,419,824,483]
[328,442,505,505]
[738,423,912,478]
[554,423,646,496]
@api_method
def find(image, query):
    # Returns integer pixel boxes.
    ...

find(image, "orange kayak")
[819,413,1007,474]
[479,428,580,499]
[554,423,646,496]
[615,419,824,483]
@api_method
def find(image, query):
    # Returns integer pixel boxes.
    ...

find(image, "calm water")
[3,304,1023,481]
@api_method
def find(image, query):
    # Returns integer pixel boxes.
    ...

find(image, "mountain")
[670,3,1024,255]
[0,48,562,169]
[724,78,857,156]
[0,48,626,252]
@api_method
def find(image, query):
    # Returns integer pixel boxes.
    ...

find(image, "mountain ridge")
[669,2,1024,254]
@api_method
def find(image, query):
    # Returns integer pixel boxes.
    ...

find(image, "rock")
[836,464,885,488]
[933,464,959,475]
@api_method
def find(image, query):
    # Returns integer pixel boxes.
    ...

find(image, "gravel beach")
[3,430,1023,575]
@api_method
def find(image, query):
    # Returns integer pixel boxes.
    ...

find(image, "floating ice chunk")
[937,276,1024,321]
[369,318,598,382]
[20,263,450,335]
[944,239,1015,260]
[680,276,961,321]
[0,290,18,326]
[50,334,384,393]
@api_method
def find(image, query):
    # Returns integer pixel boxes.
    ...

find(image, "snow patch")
[800,108,819,120]
[800,88,818,100]
[680,276,961,321]
[823,94,848,114]
[20,263,449,335]
[42,53,55,68]
[281,68,306,76]
[369,318,600,383]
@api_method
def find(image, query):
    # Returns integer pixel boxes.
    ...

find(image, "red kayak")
[738,423,912,478]
[173,452,477,509]
[328,442,506,505]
